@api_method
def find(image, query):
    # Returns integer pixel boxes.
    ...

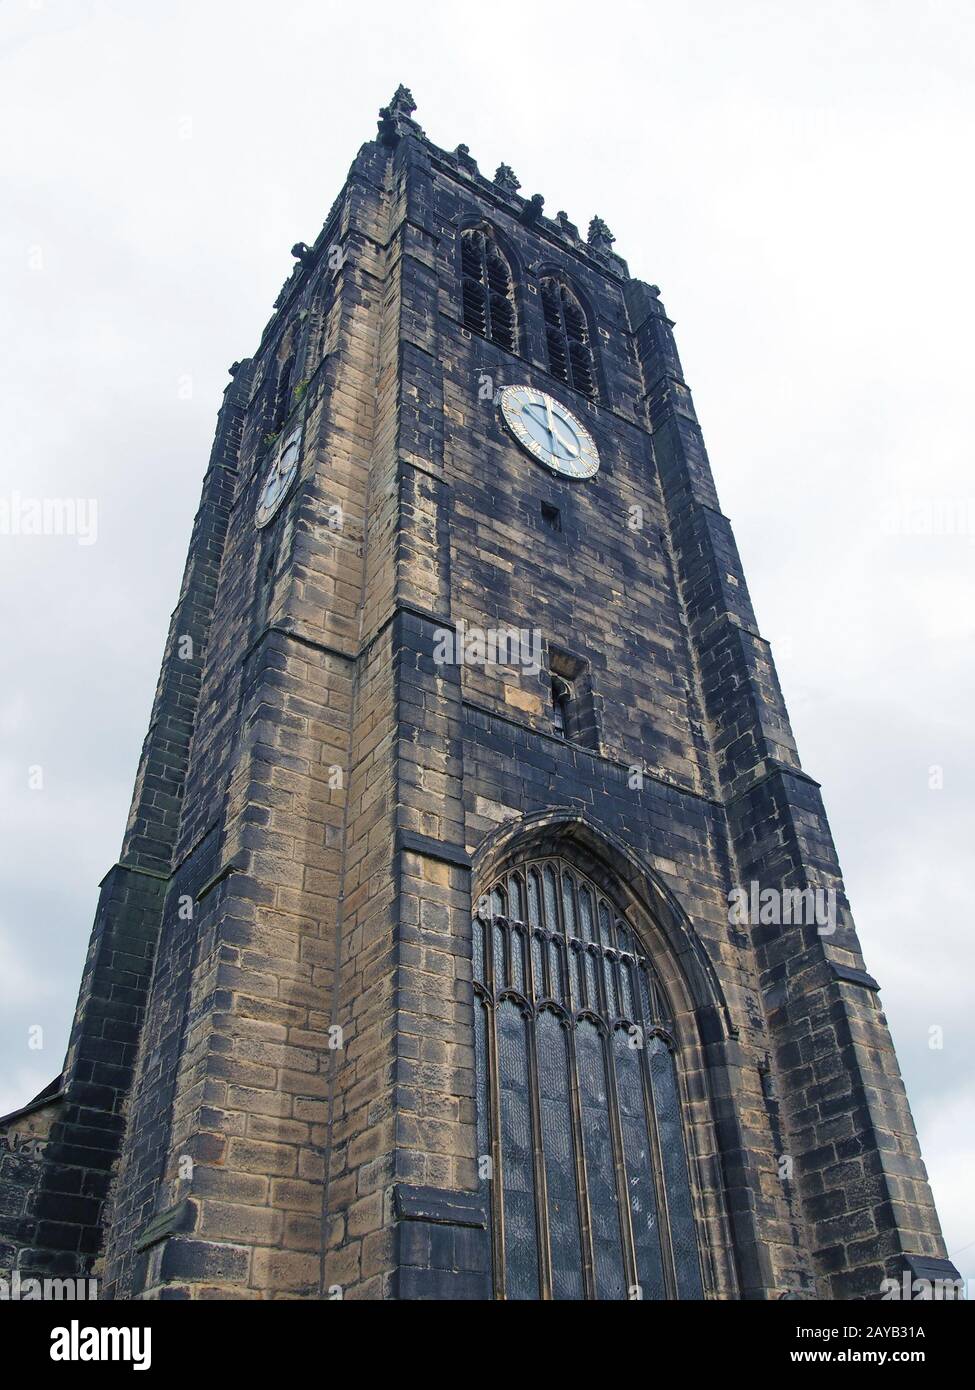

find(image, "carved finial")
[378,85,420,144]
[454,143,478,172]
[494,163,521,194]
[519,193,545,226]
[555,210,580,239]
[388,84,416,118]
[588,216,616,252]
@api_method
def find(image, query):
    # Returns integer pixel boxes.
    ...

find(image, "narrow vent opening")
[541,502,562,532]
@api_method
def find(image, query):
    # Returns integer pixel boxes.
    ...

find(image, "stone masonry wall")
[5,94,953,1301]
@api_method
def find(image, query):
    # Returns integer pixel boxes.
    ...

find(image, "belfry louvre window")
[540,278,597,399]
[461,227,517,351]
[272,349,296,432]
[473,857,705,1300]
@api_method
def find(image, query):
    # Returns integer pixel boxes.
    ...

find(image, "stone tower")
[0,88,958,1301]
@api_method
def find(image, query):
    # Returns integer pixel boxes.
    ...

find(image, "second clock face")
[499,385,600,480]
[255,426,301,529]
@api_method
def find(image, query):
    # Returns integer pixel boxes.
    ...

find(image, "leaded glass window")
[472,856,705,1300]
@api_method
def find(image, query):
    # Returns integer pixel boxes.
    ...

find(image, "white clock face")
[255,426,301,528]
[499,385,599,480]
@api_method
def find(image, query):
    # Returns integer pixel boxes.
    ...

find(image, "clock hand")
[543,396,558,451]
[542,402,579,459]
[536,396,575,459]
[521,399,580,460]
[551,420,579,458]
[523,401,555,450]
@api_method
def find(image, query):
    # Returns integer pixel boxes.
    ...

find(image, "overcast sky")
[1,0,972,1284]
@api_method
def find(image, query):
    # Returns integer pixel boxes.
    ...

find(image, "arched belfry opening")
[459,223,518,352]
[470,813,734,1300]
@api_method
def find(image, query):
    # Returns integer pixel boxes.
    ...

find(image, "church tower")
[0,88,958,1301]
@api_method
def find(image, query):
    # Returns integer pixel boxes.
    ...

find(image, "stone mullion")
[637,1031,680,1300]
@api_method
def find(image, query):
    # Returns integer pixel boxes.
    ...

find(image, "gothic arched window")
[460,227,517,352]
[540,278,598,400]
[272,349,296,432]
[473,855,705,1300]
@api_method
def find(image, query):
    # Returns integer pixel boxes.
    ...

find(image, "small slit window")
[550,673,571,736]
[548,646,600,750]
[541,501,562,533]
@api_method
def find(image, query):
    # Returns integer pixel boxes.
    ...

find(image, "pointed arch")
[272,348,296,431]
[458,222,518,352]
[538,275,599,399]
[469,809,733,1300]
[475,808,735,1044]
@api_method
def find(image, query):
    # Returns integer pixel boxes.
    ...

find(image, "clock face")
[255,426,301,528]
[499,385,599,480]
